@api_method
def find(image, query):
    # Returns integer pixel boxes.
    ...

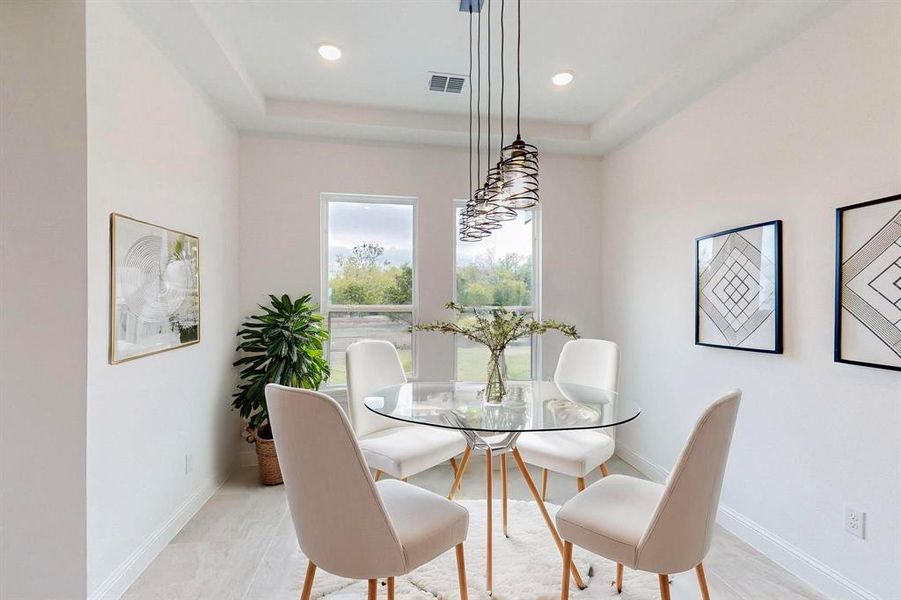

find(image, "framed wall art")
[109,213,200,364]
[696,220,783,353]
[835,193,901,372]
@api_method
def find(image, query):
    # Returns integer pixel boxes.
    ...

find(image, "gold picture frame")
[109,213,200,364]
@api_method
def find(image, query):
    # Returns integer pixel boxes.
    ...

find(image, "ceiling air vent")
[428,72,467,94]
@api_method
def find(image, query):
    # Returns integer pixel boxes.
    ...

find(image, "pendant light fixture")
[459,0,532,241]
[498,0,539,210]
[487,0,514,210]
[483,0,515,222]
[460,5,488,241]
[460,2,498,241]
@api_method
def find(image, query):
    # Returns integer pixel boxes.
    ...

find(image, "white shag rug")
[303,499,663,599]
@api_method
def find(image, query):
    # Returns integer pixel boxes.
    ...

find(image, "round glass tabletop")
[363,380,640,433]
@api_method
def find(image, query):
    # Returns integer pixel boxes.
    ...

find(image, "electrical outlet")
[844,506,865,539]
[184,453,193,476]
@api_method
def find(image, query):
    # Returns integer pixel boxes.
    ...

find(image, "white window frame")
[320,193,419,388]
[451,199,542,380]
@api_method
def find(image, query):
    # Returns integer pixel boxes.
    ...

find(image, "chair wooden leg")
[658,574,671,600]
[448,446,472,500]
[696,563,710,600]
[387,576,395,600]
[560,541,573,599]
[455,543,469,600]
[374,470,382,481]
[541,468,549,500]
[300,561,316,600]
[576,477,586,492]
[485,448,493,594]
[450,456,459,476]
[599,463,609,477]
[511,449,586,589]
[501,453,509,537]
[401,478,408,482]
[615,563,623,593]
[368,578,378,600]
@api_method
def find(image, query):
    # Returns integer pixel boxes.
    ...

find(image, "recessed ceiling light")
[552,71,574,86]
[317,44,342,61]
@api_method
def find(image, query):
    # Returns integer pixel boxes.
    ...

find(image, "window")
[322,194,416,385]
[454,203,539,381]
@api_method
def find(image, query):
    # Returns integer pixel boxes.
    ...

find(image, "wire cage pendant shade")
[498,134,539,209]
[459,0,536,241]
[497,0,539,211]
[485,165,518,220]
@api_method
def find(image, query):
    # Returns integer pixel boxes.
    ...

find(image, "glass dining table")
[364,379,641,594]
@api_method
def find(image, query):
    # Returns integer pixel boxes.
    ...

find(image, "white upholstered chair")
[266,384,470,600]
[516,339,620,495]
[556,390,741,600]
[346,340,467,482]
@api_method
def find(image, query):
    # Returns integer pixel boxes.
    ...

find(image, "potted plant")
[232,293,330,485]
[415,302,578,403]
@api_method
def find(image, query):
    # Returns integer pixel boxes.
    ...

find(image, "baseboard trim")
[88,472,228,600]
[615,446,882,600]
[615,445,669,483]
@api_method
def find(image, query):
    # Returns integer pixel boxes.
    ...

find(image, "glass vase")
[484,348,508,404]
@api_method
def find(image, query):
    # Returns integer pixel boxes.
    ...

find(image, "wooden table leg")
[511,448,586,590]
[501,453,508,537]
[448,446,472,500]
[486,448,493,595]
[541,468,549,500]
[561,542,573,599]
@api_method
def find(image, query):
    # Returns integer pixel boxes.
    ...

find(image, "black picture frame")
[695,220,783,354]
[834,193,901,372]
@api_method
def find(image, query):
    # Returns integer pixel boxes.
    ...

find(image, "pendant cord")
[486,0,491,175]
[516,0,521,137]
[468,7,473,198]
[476,5,481,187]
[500,0,504,149]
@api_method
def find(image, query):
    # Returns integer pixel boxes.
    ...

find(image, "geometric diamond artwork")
[835,194,901,372]
[696,220,782,353]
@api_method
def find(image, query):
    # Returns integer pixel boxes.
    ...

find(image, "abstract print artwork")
[696,221,782,353]
[835,194,901,372]
[110,214,200,363]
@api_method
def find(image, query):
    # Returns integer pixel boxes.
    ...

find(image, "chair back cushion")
[346,340,409,437]
[636,390,741,574]
[265,384,406,578]
[553,339,620,393]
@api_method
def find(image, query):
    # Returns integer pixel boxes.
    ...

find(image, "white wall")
[85,3,241,598]
[238,135,604,381]
[0,2,89,597]
[596,3,901,599]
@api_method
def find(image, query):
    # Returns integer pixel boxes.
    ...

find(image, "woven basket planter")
[255,435,283,486]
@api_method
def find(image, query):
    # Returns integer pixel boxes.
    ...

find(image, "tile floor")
[125,457,827,599]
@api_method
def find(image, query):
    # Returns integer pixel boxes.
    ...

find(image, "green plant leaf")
[231,292,331,435]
